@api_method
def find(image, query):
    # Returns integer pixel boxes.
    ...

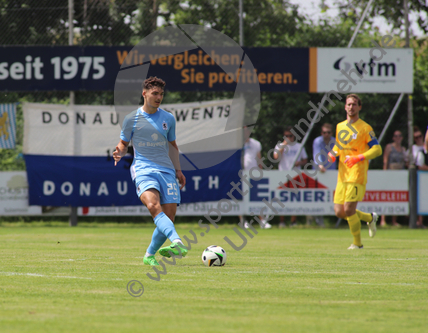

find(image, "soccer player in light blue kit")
[113,76,188,266]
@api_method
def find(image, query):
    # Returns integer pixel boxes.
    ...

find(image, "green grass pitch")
[1,222,428,333]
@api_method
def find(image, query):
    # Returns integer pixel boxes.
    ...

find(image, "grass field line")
[0,271,93,279]
[42,258,89,262]
[386,258,417,260]
[325,281,416,286]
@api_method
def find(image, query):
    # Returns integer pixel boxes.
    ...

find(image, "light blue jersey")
[120,107,176,180]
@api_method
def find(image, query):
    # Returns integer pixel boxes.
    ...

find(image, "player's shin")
[347,213,362,247]
[154,212,180,242]
[356,210,372,223]
[147,227,168,255]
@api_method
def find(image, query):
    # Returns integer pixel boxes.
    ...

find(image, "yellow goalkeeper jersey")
[333,118,379,185]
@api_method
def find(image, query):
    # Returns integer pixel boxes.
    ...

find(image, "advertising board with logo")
[0,171,41,215]
[1,45,413,94]
[312,47,413,93]
[77,170,409,216]
[1,170,415,216]
[243,170,409,216]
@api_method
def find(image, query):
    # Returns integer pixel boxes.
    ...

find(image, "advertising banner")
[243,170,409,216]
[78,170,409,217]
[312,47,413,93]
[23,101,243,206]
[0,46,309,92]
[0,103,17,149]
[0,171,41,215]
[417,171,428,215]
[1,169,411,216]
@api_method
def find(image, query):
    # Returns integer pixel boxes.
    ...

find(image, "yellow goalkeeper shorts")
[333,182,366,204]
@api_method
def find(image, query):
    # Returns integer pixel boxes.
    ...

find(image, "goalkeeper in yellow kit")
[328,94,382,250]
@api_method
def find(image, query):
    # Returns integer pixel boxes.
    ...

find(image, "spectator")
[415,127,428,228]
[412,126,425,162]
[380,130,408,227]
[273,126,308,227]
[312,123,337,227]
[412,126,426,228]
[241,127,272,229]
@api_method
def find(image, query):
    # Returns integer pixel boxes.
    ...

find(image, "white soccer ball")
[201,245,227,267]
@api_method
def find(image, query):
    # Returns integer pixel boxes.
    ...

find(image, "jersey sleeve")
[120,110,137,142]
[366,125,380,148]
[332,125,342,157]
[167,114,176,142]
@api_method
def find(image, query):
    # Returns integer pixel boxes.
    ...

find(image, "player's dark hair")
[143,76,166,91]
[346,94,362,106]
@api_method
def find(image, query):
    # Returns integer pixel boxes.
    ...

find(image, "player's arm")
[327,144,341,163]
[169,140,186,189]
[344,134,382,168]
[113,139,129,166]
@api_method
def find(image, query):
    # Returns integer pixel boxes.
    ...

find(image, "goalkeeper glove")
[344,154,365,168]
[327,152,337,163]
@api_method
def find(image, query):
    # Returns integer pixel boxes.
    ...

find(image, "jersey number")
[167,183,178,196]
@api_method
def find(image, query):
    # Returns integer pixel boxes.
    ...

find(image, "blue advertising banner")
[25,151,241,207]
[0,46,309,92]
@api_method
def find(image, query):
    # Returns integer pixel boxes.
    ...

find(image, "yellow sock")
[347,213,362,247]
[356,210,372,223]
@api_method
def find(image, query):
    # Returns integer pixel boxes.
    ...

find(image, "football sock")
[153,212,180,243]
[145,252,154,257]
[356,210,372,223]
[147,227,167,255]
[172,239,183,244]
[347,213,362,247]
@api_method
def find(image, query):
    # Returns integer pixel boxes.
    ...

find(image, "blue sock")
[147,227,168,255]
[154,212,181,243]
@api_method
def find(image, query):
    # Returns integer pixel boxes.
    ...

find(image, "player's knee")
[344,206,356,217]
[145,201,160,213]
[334,207,344,219]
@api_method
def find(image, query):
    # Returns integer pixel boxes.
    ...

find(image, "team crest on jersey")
[162,121,168,130]
[151,133,158,141]
[352,133,357,140]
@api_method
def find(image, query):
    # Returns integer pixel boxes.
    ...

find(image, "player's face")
[345,97,361,119]
[143,86,164,109]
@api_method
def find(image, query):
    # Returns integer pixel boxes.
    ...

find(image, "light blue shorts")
[134,172,181,205]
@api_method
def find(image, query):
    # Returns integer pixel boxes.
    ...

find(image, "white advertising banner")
[78,170,409,216]
[0,171,41,215]
[242,170,409,216]
[316,48,413,93]
[23,99,243,156]
[417,171,428,215]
